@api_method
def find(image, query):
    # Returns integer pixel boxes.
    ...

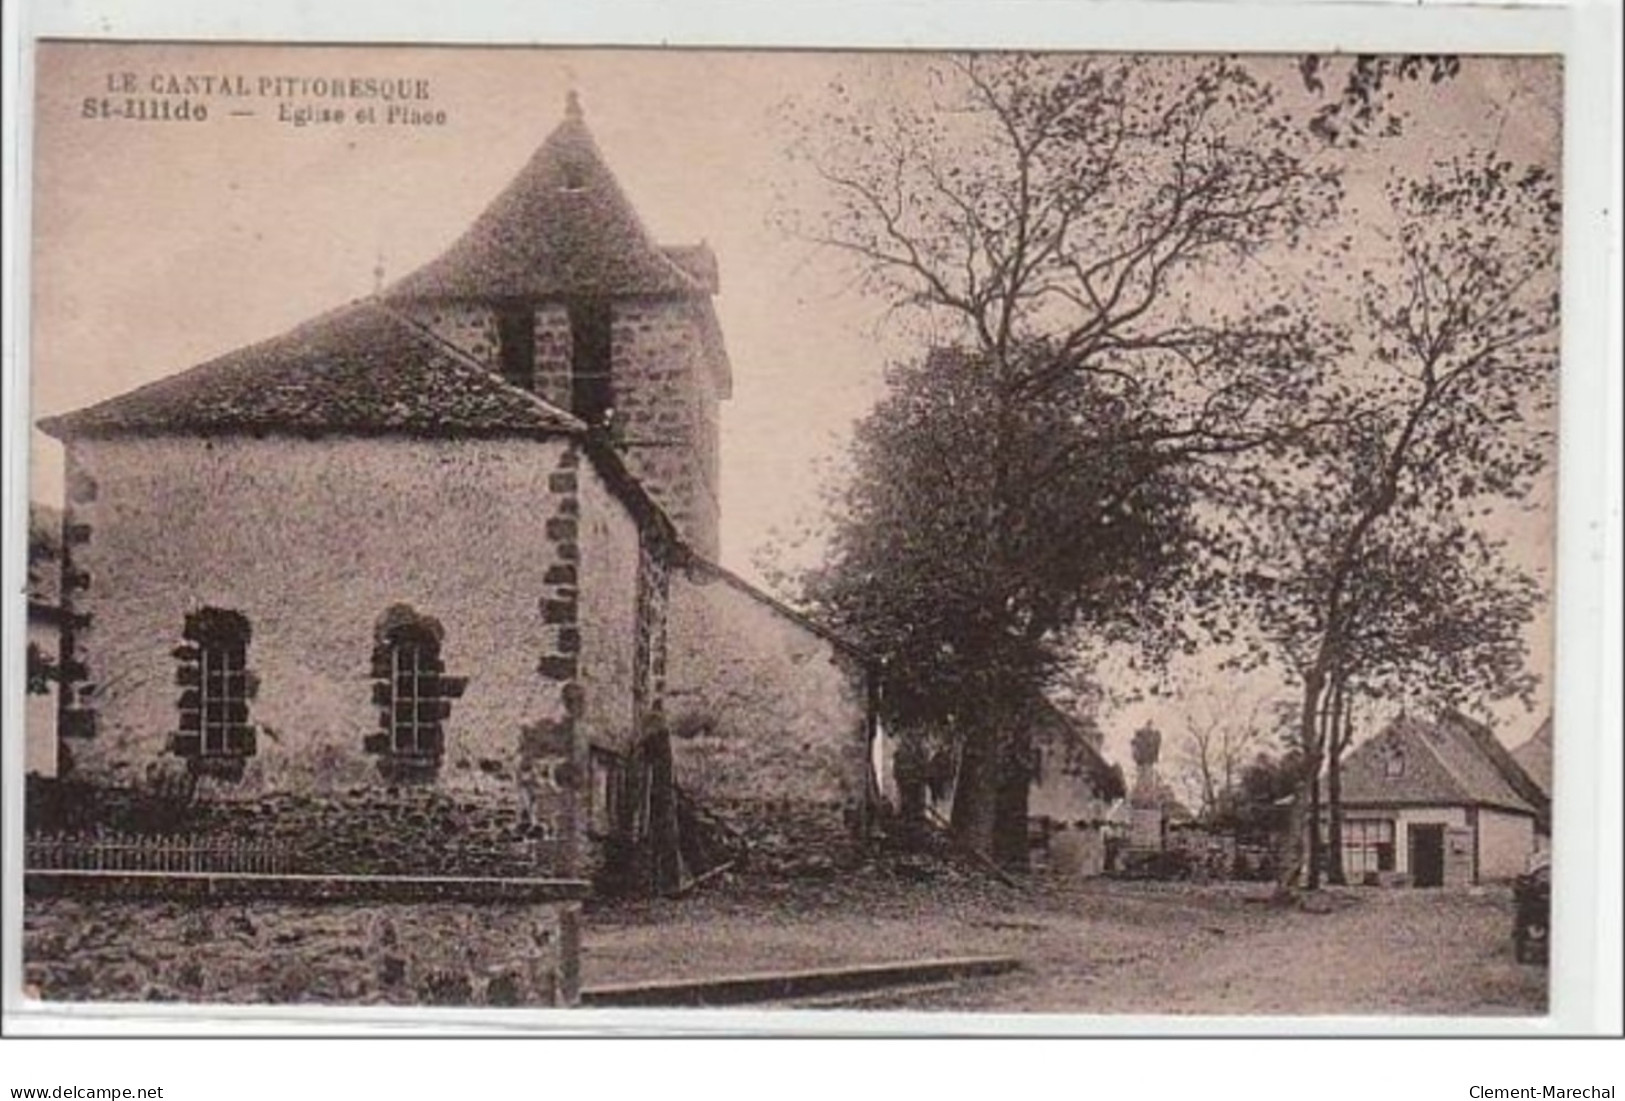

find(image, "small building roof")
[1029,699,1126,804]
[383,93,706,303]
[1340,712,1537,816]
[37,302,584,441]
[1510,716,1553,798]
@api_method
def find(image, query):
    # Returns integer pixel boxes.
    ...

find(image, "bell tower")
[383,93,730,559]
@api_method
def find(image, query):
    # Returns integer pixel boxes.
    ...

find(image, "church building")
[37,94,876,888]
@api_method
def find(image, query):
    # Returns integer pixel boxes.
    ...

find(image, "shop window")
[1342,819,1396,877]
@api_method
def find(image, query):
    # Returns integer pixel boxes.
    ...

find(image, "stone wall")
[664,561,873,871]
[532,302,574,412]
[24,878,580,1006]
[56,434,595,874]
[398,294,723,560]
[402,301,498,369]
[611,299,722,559]
[573,457,643,761]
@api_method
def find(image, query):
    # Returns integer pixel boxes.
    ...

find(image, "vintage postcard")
[6,29,1608,1033]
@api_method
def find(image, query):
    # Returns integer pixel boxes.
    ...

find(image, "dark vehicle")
[1513,856,1551,965]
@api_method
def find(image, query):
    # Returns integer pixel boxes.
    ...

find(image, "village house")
[34,92,877,893]
[916,697,1126,876]
[1326,711,1547,887]
[1024,700,1125,877]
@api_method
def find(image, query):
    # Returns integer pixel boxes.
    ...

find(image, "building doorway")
[1409,824,1445,888]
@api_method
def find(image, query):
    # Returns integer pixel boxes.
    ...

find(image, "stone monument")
[1128,723,1165,852]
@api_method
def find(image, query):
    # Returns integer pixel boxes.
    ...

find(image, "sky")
[25,43,1562,760]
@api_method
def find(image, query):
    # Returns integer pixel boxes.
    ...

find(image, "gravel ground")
[582,872,1548,1016]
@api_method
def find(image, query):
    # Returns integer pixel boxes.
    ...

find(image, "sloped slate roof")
[677,555,875,663]
[662,244,719,293]
[37,301,584,440]
[1341,712,1535,815]
[384,96,703,302]
[1510,716,1553,798]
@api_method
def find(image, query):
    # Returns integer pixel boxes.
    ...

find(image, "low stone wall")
[24,873,585,1007]
[183,789,565,878]
[28,780,566,879]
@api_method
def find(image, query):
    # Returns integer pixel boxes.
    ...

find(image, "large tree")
[801,344,1195,864]
[1232,149,1561,890]
[784,54,1343,864]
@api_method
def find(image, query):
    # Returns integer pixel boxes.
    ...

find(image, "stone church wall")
[402,301,499,369]
[532,302,575,412]
[573,455,643,760]
[54,434,597,876]
[664,563,872,871]
[611,299,722,559]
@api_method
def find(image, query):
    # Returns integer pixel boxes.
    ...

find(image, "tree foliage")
[801,344,1195,856]
[782,53,1342,424]
[782,54,1345,864]
[1298,54,1464,146]
[1228,148,1562,889]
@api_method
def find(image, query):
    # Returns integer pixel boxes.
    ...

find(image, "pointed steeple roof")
[384,94,704,302]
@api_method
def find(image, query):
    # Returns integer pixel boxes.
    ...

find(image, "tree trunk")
[949,715,1001,861]
[1307,743,1323,890]
[992,727,1033,872]
[1325,675,1349,886]
[1278,670,1327,896]
[892,732,930,849]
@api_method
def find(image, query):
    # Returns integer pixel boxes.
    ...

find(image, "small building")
[1330,712,1544,887]
[1026,701,1125,877]
[664,559,878,869]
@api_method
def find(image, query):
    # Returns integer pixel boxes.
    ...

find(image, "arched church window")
[387,624,443,757]
[173,607,256,774]
[365,606,467,779]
